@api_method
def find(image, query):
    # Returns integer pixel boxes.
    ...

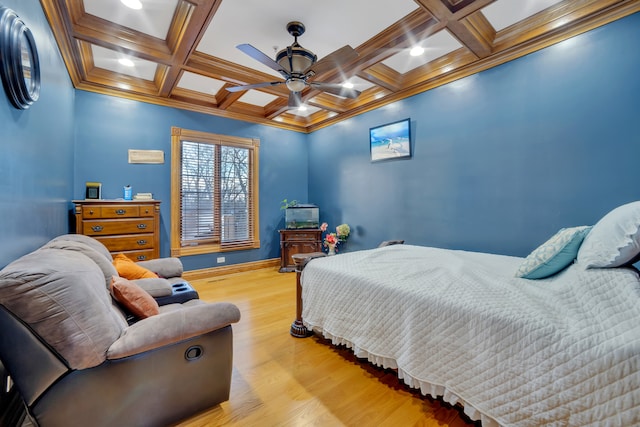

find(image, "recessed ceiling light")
[118,58,135,67]
[121,0,142,10]
[409,46,425,57]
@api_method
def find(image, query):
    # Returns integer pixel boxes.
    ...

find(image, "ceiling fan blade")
[236,44,290,78]
[226,81,283,92]
[304,45,358,77]
[309,82,361,99]
[288,91,302,108]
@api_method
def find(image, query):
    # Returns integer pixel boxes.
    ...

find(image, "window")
[171,127,260,256]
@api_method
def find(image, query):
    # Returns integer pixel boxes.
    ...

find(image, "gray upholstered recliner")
[45,234,198,305]
[0,235,241,427]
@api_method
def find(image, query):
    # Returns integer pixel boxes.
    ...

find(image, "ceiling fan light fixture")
[342,81,354,89]
[231,21,360,104]
[275,21,317,74]
[276,46,316,74]
[285,78,306,92]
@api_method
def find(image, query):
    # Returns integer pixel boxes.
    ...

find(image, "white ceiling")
[63,0,592,124]
[200,0,419,77]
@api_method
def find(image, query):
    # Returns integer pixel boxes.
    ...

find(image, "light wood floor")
[176,268,479,427]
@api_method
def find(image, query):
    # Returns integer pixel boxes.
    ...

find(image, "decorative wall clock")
[0,6,40,109]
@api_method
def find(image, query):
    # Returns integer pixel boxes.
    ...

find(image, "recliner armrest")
[106,301,240,359]
[136,257,183,278]
[132,277,173,298]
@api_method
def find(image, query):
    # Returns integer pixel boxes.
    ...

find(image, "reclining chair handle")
[185,345,203,361]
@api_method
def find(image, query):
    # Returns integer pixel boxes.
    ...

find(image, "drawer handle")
[137,224,147,229]
[88,209,95,215]
[137,255,147,261]
[91,225,103,232]
[115,209,126,215]
[137,239,147,246]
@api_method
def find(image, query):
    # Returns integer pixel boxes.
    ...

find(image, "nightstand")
[279,229,322,272]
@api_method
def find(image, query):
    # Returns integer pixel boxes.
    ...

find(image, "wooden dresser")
[279,229,322,272]
[73,200,161,261]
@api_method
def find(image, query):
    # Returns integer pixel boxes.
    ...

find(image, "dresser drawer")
[95,234,155,252]
[82,218,155,236]
[281,231,319,241]
[82,205,140,219]
[112,249,155,262]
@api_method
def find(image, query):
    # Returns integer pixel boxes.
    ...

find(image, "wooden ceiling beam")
[357,63,403,92]
[306,110,336,126]
[460,10,496,54]
[186,53,289,96]
[401,47,477,86]
[217,88,246,110]
[170,87,219,106]
[307,93,350,113]
[449,0,497,20]
[264,99,291,120]
[83,67,159,94]
[71,14,174,62]
[492,0,626,52]
[313,9,441,85]
[226,102,267,117]
[413,0,494,58]
[40,0,88,85]
[157,0,224,96]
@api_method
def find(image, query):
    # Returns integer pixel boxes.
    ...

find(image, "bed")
[298,202,640,426]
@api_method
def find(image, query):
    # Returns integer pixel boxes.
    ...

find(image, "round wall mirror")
[0,6,41,110]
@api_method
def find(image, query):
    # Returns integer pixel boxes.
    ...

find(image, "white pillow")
[577,201,640,268]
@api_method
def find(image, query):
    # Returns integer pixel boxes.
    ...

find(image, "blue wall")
[0,0,75,268]
[308,12,640,257]
[73,92,308,270]
[1,2,638,270]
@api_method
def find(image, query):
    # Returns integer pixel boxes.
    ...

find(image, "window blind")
[178,139,255,250]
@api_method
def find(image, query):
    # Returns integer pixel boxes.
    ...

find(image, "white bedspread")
[301,245,640,426]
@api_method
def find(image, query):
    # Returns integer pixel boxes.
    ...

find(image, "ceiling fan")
[226,21,361,108]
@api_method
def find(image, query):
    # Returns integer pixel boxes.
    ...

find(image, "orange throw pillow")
[112,253,157,279]
[110,276,159,318]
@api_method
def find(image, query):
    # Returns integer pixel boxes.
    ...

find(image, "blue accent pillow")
[516,226,592,279]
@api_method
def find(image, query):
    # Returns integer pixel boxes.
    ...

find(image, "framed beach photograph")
[369,118,412,162]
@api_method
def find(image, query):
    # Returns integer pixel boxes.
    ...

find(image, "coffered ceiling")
[40,0,639,133]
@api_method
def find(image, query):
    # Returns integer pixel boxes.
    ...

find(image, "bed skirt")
[311,326,501,427]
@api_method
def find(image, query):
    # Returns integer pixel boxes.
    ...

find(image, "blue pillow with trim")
[516,226,592,279]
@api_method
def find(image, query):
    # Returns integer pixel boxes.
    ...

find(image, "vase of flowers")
[325,233,338,255]
[320,222,350,255]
